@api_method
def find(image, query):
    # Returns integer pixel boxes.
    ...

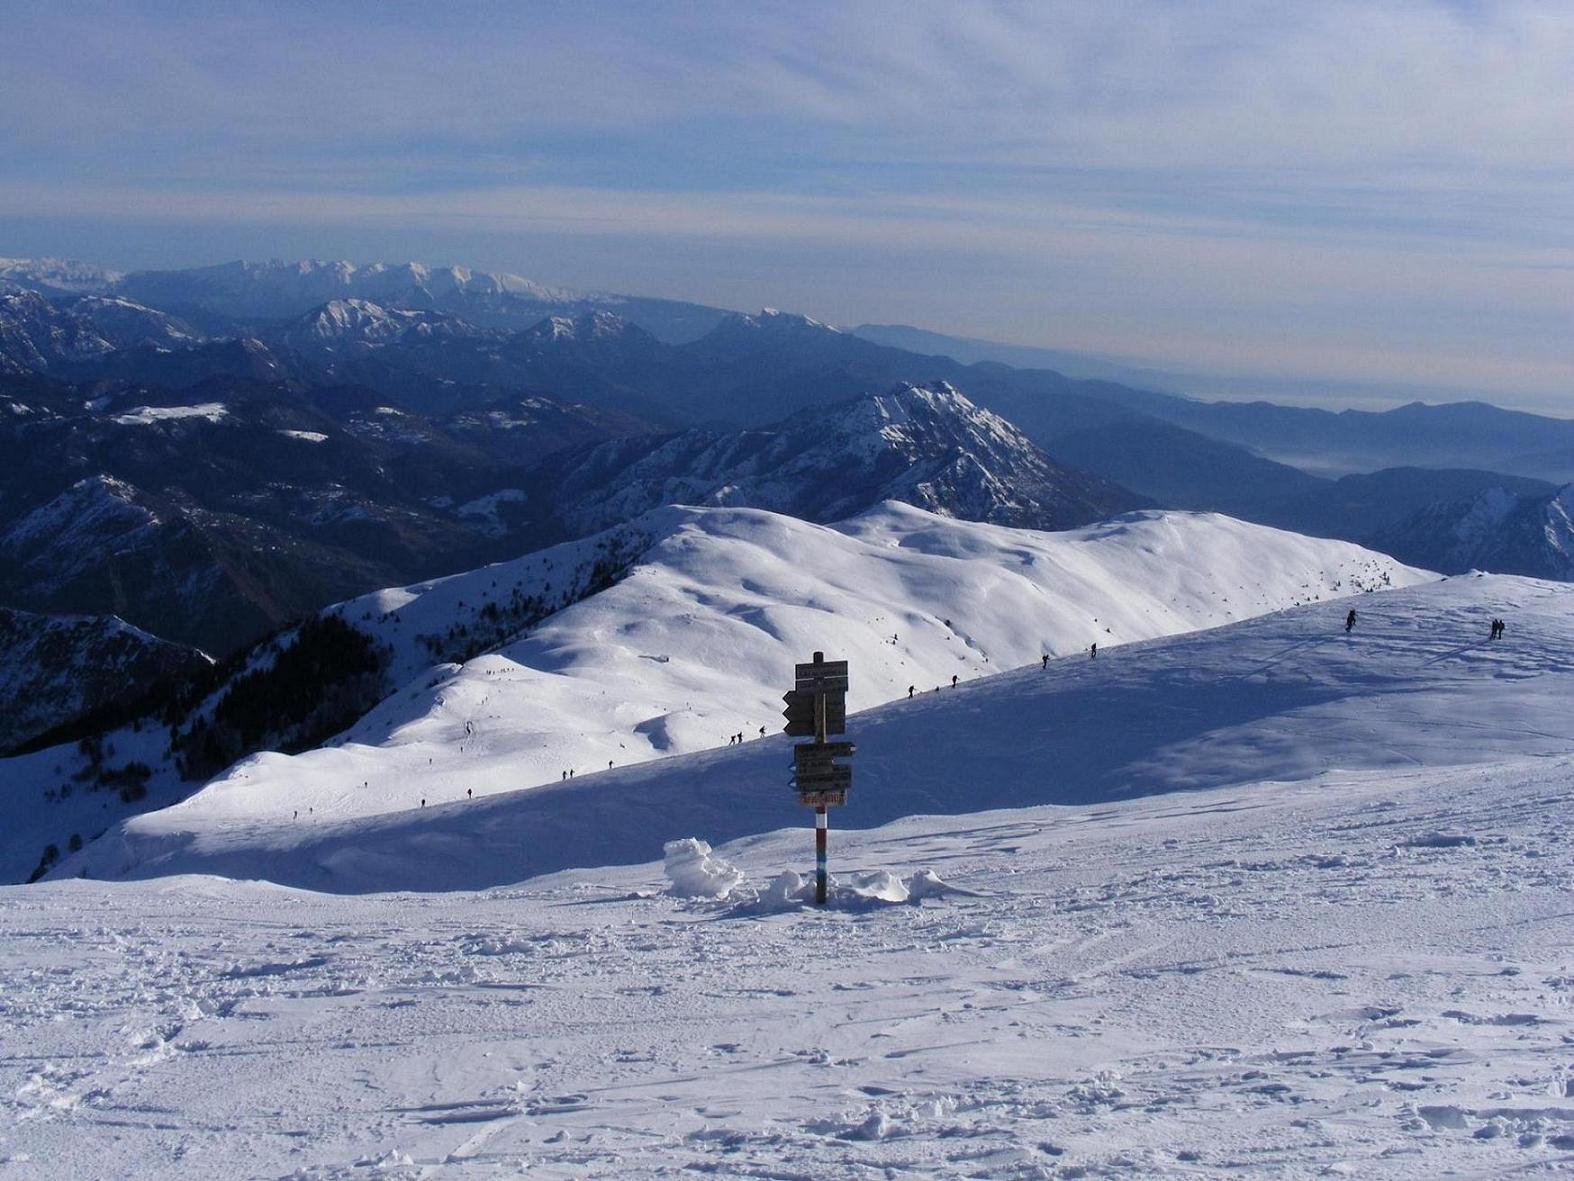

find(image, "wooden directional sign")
[794,765,852,791]
[787,654,855,897]
[781,690,846,737]
[781,689,815,736]
[794,741,855,762]
[792,741,853,798]
[796,651,849,688]
[795,660,849,693]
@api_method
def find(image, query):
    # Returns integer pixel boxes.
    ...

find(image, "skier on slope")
[1345,608,1357,633]
[1090,642,1097,659]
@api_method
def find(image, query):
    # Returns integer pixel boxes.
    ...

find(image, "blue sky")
[2,1,1571,410]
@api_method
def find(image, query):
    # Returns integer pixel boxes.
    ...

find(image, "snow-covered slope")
[68,570,1570,892]
[13,561,1574,1181]
[45,502,1428,880]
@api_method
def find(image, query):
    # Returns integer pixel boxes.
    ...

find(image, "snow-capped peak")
[523,309,634,344]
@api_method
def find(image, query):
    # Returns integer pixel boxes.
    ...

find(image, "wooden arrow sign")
[781,690,847,737]
[793,766,852,791]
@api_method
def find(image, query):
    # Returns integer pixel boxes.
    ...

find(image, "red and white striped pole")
[815,805,828,905]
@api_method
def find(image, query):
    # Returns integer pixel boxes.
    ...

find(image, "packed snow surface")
[4,752,1570,1176]
[69,503,1424,852]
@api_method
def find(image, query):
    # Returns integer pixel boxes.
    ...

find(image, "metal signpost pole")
[814,659,828,905]
[815,805,828,904]
[783,650,854,908]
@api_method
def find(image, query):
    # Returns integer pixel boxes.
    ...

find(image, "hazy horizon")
[3,2,1571,414]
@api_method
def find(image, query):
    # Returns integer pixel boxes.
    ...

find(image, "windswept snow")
[4,741,1570,1177]
[82,503,1425,848]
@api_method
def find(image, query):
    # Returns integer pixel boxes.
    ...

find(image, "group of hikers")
[906,673,964,698]
[1346,604,1508,642]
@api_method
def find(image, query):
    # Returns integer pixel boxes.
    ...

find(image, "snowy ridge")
[0,289,199,373]
[49,502,1429,872]
[1,475,161,571]
[277,298,482,352]
[66,569,1571,894]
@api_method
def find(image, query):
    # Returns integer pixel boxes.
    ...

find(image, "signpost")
[783,652,853,904]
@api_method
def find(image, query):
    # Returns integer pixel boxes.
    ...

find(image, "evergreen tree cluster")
[172,615,390,780]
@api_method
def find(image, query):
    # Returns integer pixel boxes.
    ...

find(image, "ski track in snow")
[2,762,1571,1179]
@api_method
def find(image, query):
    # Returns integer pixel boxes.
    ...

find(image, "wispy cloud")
[1,1,1571,407]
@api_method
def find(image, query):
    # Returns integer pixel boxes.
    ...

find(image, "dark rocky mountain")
[1369,484,1574,579]
[0,374,647,653]
[521,382,1147,541]
[1260,467,1557,544]
[1042,419,1326,518]
[273,306,689,422]
[1121,397,1574,485]
[0,367,1143,664]
[0,606,209,754]
[0,289,196,375]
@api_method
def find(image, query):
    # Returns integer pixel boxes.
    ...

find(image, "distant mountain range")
[3,252,1574,746]
[5,257,1573,476]
[1,256,730,342]
[0,367,1141,664]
